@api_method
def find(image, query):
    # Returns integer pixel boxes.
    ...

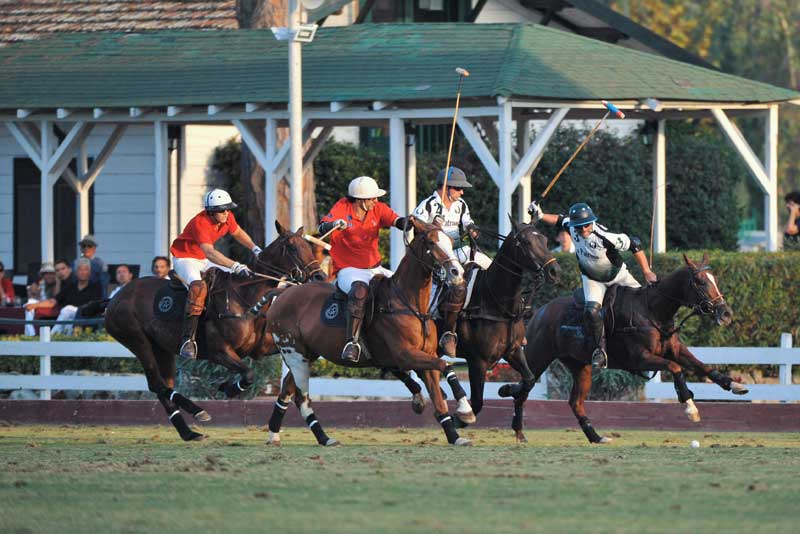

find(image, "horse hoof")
[453,437,472,447]
[185,431,206,442]
[456,397,476,424]
[731,382,749,395]
[323,438,340,447]
[453,414,469,429]
[267,439,281,447]
[515,432,528,444]
[411,393,426,415]
[456,410,477,425]
[685,399,701,422]
[268,431,281,446]
[498,384,513,398]
[194,410,211,423]
[598,436,613,444]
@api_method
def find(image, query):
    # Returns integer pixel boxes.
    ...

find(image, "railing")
[645,333,799,401]
[0,325,796,402]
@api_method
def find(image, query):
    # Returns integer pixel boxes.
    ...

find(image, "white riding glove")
[252,245,263,256]
[230,262,253,277]
[527,200,544,222]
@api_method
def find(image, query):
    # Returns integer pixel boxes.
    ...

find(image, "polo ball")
[690,440,700,448]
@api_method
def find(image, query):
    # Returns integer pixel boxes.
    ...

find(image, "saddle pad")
[320,290,347,327]
[463,266,481,308]
[153,283,186,321]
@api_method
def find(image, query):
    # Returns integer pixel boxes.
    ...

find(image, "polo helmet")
[204,189,237,212]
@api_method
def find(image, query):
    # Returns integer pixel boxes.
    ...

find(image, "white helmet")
[203,189,237,212]
[348,176,386,199]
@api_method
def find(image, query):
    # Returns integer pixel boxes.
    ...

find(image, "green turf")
[1,425,798,533]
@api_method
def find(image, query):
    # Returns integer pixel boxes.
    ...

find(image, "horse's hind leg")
[567,362,610,444]
[277,343,338,446]
[419,369,470,446]
[498,347,538,442]
[211,347,257,399]
[390,369,426,415]
[155,348,211,423]
[267,371,297,446]
[443,363,475,424]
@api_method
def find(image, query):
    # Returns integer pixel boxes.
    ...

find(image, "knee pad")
[584,301,602,323]
[349,281,369,300]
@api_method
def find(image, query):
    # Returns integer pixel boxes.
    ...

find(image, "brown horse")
[264,216,473,446]
[104,222,325,441]
[520,253,746,444]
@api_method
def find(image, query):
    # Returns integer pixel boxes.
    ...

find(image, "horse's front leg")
[638,350,701,422]
[207,344,257,399]
[418,367,470,446]
[672,341,749,395]
[389,369,426,414]
[566,361,611,444]
[267,371,296,446]
[498,346,537,443]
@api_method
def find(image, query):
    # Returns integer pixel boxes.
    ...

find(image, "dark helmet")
[568,202,597,227]
[436,167,472,188]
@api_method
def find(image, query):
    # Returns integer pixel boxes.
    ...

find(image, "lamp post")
[288,0,303,233]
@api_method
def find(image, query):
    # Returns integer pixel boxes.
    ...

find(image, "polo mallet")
[441,67,470,194]
[539,100,625,200]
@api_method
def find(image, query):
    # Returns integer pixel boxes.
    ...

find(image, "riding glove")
[230,262,253,277]
[527,200,543,222]
[252,245,263,257]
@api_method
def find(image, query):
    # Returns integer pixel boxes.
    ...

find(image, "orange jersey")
[170,211,239,259]
[321,198,399,273]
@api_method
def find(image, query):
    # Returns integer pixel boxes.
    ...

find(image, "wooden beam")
[302,126,333,174]
[711,108,770,194]
[372,101,390,111]
[232,119,269,171]
[56,108,73,119]
[93,108,106,119]
[208,104,228,115]
[5,122,43,168]
[82,124,127,189]
[129,107,148,118]
[330,101,349,112]
[457,117,500,183]
[510,107,568,190]
[47,121,94,182]
[167,106,185,117]
[245,103,264,113]
[16,109,33,119]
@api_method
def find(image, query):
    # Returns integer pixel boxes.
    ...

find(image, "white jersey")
[561,217,632,282]
[413,191,474,243]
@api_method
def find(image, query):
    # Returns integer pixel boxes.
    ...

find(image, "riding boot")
[438,281,467,357]
[584,301,607,369]
[179,280,207,360]
[342,281,369,363]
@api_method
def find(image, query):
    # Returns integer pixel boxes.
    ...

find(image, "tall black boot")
[584,301,607,369]
[342,281,369,363]
[179,314,200,360]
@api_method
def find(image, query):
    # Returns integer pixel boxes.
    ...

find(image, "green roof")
[0,23,796,109]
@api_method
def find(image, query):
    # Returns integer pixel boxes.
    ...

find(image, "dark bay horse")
[520,253,745,444]
[104,222,325,441]
[264,216,474,446]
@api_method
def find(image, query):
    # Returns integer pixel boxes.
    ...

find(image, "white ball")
[690,440,700,448]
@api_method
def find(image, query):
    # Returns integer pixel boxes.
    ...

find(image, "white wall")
[0,124,16,270]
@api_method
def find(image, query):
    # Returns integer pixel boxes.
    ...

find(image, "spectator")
[54,258,74,285]
[0,260,14,306]
[109,264,134,299]
[552,228,576,253]
[26,258,102,336]
[151,256,171,279]
[30,262,61,301]
[785,191,800,251]
[75,234,109,297]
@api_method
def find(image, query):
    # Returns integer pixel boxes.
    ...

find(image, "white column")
[406,129,417,216]
[497,101,514,238]
[765,105,779,251]
[288,1,304,232]
[389,117,407,269]
[154,121,169,256]
[265,118,279,244]
[517,119,532,222]
[77,141,90,244]
[40,120,55,263]
[652,119,667,253]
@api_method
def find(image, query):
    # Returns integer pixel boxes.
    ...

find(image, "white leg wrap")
[457,396,472,415]
[268,431,281,443]
[299,397,314,420]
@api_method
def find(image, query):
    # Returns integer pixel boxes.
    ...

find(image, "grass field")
[1,424,799,533]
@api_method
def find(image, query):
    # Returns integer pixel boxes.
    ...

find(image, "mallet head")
[455,67,470,77]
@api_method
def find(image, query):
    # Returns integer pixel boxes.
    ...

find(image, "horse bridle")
[481,226,556,279]
[403,220,462,277]
[253,238,323,283]
[654,265,725,317]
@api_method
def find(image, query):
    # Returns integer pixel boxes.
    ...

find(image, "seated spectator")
[109,264,134,298]
[552,227,576,253]
[75,234,109,297]
[25,258,102,336]
[785,191,800,251]
[151,256,171,279]
[54,258,75,286]
[29,262,61,301]
[0,260,14,306]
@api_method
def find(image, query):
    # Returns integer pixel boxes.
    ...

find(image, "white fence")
[0,328,797,402]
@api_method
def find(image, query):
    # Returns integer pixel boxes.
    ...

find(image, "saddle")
[559,285,619,340]
[153,269,222,321]
[320,276,384,327]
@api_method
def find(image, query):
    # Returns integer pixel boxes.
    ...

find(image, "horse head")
[408,215,465,286]
[508,217,561,284]
[254,221,327,283]
[682,252,732,326]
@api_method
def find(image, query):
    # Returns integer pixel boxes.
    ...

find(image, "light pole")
[288,0,304,233]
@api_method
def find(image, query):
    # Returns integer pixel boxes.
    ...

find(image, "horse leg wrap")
[578,416,604,444]
[221,379,250,398]
[394,370,422,395]
[672,371,694,403]
[708,369,733,390]
[168,390,205,418]
[437,413,460,444]
[305,413,332,445]
[512,406,524,432]
[268,399,290,433]
[444,364,467,400]
[168,409,198,441]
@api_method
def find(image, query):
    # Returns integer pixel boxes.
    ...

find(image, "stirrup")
[591,347,607,369]
[179,339,198,360]
[341,340,362,363]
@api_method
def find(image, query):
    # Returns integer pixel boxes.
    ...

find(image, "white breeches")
[51,305,78,336]
[455,246,492,270]
[581,265,640,304]
[173,256,229,286]
[336,266,394,294]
